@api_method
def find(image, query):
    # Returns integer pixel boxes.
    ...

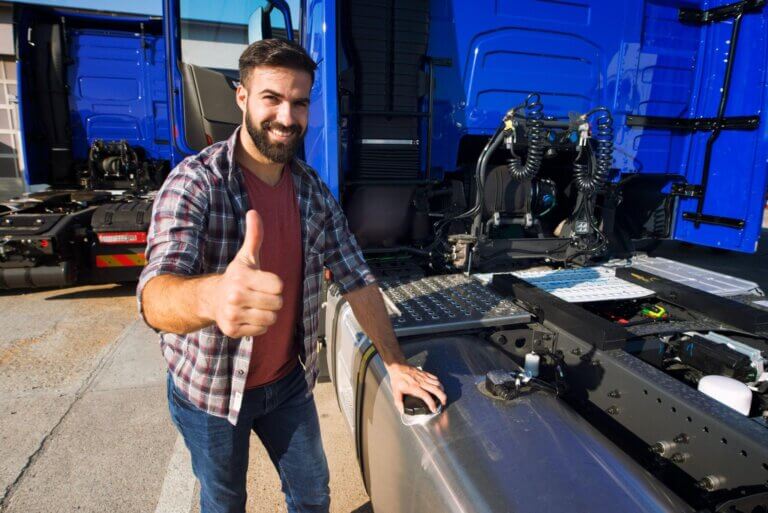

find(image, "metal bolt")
[650,441,675,456]
[571,347,582,356]
[673,433,689,444]
[608,389,621,399]
[670,453,687,463]
[606,406,619,415]
[697,475,725,492]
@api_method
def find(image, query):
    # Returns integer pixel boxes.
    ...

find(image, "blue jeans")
[167,364,330,513]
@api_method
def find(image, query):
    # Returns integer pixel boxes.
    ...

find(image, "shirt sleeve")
[320,182,376,295]
[136,160,210,322]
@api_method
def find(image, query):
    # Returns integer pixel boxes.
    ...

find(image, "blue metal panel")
[8,0,162,16]
[302,0,340,197]
[669,2,768,252]
[15,6,171,184]
[426,0,767,252]
[67,29,171,162]
[17,57,35,186]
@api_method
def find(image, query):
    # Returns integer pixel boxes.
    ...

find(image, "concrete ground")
[0,285,370,513]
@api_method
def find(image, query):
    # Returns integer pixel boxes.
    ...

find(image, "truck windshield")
[179,0,293,74]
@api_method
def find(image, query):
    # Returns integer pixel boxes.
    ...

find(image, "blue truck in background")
[0,0,765,288]
[5,0,768,511]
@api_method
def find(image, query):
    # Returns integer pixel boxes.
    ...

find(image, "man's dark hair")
[238,39,317,87]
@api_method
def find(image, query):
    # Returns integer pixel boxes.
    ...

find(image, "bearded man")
[137,39,445,513]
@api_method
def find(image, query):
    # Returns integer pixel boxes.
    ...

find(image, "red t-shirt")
[241,163,302,388]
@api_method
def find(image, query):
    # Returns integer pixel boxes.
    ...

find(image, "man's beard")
[245,113,304,164]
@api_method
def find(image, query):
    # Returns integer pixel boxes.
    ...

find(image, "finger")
[234,308,278,328]
[223,323,268,338]
[415,373,442,388]
[422,371,439,381]
[394,392,404,415]
[407,386,438,413]
[237,210,264,268]
[241,270,283,296]
[240,290,284,311]
[421,382,448,406]
[233,324,269,338]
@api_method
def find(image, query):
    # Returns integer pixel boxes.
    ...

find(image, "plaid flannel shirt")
[137,127,375,425]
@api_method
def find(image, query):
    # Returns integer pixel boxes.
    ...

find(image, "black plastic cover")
[91,201,152,233]
[402,394,431,415]
[0,214,64,236]
[679,335,755,382]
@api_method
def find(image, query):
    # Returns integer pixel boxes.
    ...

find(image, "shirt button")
[237,370,244,376]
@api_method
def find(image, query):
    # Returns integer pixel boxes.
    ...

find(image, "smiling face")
[236,66,312,164]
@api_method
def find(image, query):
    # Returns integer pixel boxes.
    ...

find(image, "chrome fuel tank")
[326,297,691,513]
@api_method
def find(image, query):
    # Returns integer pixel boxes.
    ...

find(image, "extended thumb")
[238,210,263,267]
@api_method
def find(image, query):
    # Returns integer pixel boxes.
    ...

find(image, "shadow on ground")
[43,283,137,300]
[349,501,373,513]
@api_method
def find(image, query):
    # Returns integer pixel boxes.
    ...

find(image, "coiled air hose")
[507,93,546,180]
[573,107,614,194]
[469,93,546,237]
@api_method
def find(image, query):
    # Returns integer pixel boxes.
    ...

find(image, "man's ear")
[236,84,247,113]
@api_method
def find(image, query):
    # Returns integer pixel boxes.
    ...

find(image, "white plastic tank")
[698,375,752,416]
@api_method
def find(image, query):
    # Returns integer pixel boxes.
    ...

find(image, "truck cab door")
[300,0,341,199]
[648,6,768,253]
[162,0,294,162]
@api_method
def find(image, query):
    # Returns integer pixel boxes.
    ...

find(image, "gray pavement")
[0,284,369,513]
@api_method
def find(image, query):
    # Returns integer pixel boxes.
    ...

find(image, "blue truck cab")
[0,5,172,287]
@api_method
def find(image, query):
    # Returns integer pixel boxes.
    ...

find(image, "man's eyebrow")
[258,89,310,103]
[258,89,284,97]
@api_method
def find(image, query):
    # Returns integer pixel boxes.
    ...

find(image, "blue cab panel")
[164,0,767,253]
[67,29,171,163]
[301,0,340,199]
[426,0,767,253]
[16,6,171,186]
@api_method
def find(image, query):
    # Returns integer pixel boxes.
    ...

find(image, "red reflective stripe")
[95,254,146,267]
[113,254,136,267]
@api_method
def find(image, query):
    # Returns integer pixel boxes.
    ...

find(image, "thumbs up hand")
[236,209,264,269]
[213,210,284,338]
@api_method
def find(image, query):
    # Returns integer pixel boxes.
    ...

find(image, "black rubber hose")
[507,93,545,180]
[471,127,506,237]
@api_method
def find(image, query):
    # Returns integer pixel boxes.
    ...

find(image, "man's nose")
[276,101,296,128]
